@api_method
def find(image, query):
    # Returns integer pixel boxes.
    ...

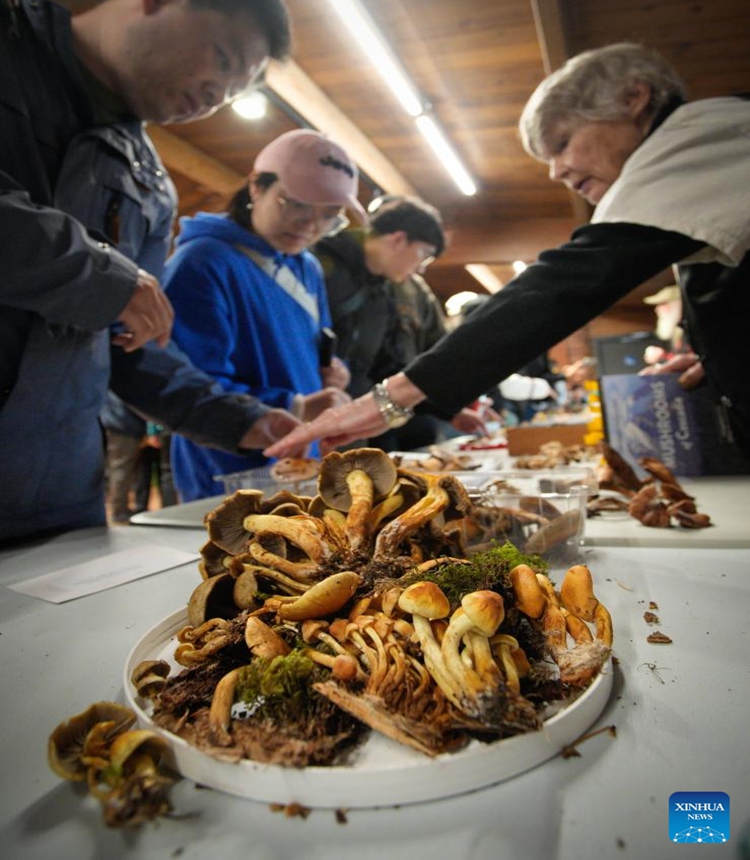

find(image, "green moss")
[400,541,548,607]
[235,651,321,720]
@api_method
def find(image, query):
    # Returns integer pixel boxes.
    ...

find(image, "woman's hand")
[264,392,385,457]
[238,409,306,455]
[265,373,428,458]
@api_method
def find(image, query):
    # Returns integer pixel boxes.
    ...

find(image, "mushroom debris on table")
[589,443,712,528]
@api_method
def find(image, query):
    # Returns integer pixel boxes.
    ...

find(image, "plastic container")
[473,467,597,565]
[214,465,317,497]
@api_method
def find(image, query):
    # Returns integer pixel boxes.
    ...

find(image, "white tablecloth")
[0,522,748,860]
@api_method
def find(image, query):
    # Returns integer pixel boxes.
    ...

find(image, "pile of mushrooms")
[49,448,615,824]
[125,449,613,764]
[190,448,481,627]
[130,552,611,763]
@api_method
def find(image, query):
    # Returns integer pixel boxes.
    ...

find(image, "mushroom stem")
[374,478,450,557]
[243,514,332,564]
[247,542,319,581]
[344,468,375,551]
[209,668,242,745]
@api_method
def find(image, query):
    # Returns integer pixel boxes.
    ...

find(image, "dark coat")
[0,0,266,541]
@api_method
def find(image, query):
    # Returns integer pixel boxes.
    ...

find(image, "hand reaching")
[265,392,386,458]
[451,405,502,436]
[238,409,307,455]
[113,269,173,351]
[638,351,705,389]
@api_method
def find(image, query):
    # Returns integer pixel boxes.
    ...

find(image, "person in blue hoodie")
[164,130,365,500]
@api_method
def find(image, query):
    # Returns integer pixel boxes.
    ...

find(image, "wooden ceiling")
[66,0,750,340]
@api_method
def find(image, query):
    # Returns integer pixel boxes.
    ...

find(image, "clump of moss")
[235,651,322,721]
[482,541,548,576]
[400,541,548,609]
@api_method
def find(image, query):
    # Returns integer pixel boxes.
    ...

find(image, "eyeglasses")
[414,243,437,271]
[276,195,350,237]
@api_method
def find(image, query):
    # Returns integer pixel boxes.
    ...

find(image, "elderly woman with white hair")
[265,42,750,463]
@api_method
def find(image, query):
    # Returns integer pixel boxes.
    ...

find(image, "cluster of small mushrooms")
[48,447,614,826]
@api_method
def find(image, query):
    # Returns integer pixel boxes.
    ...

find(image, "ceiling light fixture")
[465,264,503,293]
[512,260,528,275]
[327,0,477,197]
[327,0,423,117]
[231,91,268,120]
[416,115,477,197]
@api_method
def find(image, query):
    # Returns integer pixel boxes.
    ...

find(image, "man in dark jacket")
[0,0,297,542]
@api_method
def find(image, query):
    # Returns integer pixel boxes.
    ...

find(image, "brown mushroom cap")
[187,572,239,627]
[398,581,451,620]
[461,590,505,636]
[244,616,291,659]
[205,490,264,555]
[198,539,231,580]
[318,449,397,512]
[48,702,136,781]
[108,729,168,772]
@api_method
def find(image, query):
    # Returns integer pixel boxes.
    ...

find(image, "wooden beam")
[529,0,569,75]
[439,217,579,265]
[265,58,417,196]
[528,0,591,225]
[146,126,244,194]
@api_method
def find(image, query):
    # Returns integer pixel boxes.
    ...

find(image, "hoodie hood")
[175,212,302,268]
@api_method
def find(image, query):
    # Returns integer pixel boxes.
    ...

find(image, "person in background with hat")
[639,284,705,389]
[163,129,363,500]
[264,42,750,464]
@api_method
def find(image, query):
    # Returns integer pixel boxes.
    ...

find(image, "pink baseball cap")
[253,129,367,224]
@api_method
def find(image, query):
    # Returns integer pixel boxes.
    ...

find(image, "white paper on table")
[7,546,200,603]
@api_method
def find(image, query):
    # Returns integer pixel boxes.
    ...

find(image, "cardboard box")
[599,373,750,477]
[505,422,589,456]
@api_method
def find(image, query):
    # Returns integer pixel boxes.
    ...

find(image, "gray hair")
[519,43,687,160]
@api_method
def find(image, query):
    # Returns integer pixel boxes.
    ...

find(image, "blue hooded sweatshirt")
[164,213,331,500]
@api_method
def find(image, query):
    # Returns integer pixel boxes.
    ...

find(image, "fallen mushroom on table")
[591,444,712,529]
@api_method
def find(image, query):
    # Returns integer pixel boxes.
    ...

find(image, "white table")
[0,524,748,860]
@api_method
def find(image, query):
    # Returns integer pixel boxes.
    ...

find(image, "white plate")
[124,609,613,809]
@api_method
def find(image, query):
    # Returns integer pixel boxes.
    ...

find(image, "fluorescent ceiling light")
[465,264,503,293]
[232,92,267,120]
[327,0,423,116]
[416,115,477,196]
[512,260,528,274]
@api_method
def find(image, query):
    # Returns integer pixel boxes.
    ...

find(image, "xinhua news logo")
[669,792,730,844]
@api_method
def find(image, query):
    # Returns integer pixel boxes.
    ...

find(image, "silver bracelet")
[372,380,415,429]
